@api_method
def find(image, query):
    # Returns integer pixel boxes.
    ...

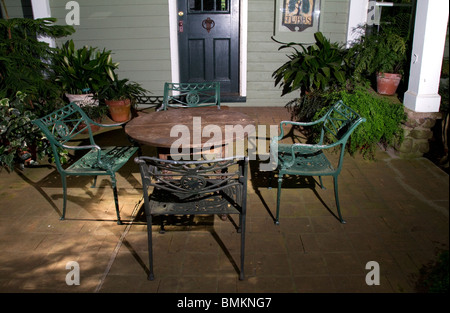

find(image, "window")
[189,0,229,13]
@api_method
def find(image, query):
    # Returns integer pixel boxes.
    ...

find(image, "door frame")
[168,0,247,99]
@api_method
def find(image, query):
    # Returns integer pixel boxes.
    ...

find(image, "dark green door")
[177,0,240,97]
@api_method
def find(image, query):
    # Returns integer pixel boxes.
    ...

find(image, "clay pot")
[376,72,402,96]
[105,99,131,122]
[77,118,102,133]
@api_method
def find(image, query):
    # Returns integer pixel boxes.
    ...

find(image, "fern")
[314,86,406,159]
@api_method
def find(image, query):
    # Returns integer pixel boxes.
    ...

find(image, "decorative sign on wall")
[282,0,315,32]
[274,0,320,43]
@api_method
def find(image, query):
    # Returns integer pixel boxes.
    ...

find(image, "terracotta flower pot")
[77,118,102,133]
[105,99,131,122]
[376,72,402,96]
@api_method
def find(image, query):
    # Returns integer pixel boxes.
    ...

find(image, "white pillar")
[404,0,449,113]
[346,0,369,48]
[31,0,55,48]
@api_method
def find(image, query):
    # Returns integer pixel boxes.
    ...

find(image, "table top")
[125,106,256,148]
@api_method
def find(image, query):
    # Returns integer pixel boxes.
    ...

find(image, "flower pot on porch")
[105,99,131,122]
[376,72,402,96]
[77,118,102,133]
[65,93,99,106]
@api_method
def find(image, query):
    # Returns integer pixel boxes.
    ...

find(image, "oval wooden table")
[125,106,256,158]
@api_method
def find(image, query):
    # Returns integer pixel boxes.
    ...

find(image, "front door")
[177,0,240,98]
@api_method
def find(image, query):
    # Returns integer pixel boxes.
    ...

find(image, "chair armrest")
[61,143,104,166]
[274,118,325,141]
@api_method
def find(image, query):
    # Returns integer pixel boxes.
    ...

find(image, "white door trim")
[168,0,180,84]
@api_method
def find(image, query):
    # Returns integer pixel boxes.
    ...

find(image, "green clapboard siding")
[245,0,349,107]
[49,0,171,96]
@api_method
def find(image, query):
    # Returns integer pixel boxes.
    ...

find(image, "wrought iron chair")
[270,100,366,225]
[135,155,248,280]
[162,82,220,110]
[32,102,139,224]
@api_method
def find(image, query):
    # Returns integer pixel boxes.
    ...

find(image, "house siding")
[245,0,349,107]
[1,0,33,18]
[49,0,171,96]
[47,0,349,106]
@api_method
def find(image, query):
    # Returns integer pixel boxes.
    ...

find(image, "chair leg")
[146,214,155,280]
[159,218,165,234]
[275,175,283,225]
[239,213,246,280]
[333,176,346,224]
[237,213,242,233]
[60,175,67,220]
[267,171,274,189]
[319,176,326,189]
[110,175,122,225]
[91,176,98,188]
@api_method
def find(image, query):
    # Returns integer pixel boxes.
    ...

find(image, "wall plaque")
[274,0,321,43]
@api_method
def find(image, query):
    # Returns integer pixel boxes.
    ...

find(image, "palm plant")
[0,17,75,101]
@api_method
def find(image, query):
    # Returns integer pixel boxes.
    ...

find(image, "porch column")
[346,0,369,48]
[31,0,55,48]
[403,0,449,113]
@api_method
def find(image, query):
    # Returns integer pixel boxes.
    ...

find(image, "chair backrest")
[135,156,248,202]
[319,100,365,146]
[162,82,220,110]
[32,102,97,170]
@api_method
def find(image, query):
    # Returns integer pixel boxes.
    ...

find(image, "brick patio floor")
[0,106,448,294]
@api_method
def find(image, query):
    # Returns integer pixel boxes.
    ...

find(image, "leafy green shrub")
[415,250,449,293]
[51,39,119,95]
[0,92,70,171]
[272,32,349,96]
[315,86,406,159]
[285,90,332,123]
[346,27,407,82]
[0,17,75,101]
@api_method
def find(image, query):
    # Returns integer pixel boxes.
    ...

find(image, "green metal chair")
[162,82,220,110]
[270,100,366,225]
[32,102,139,225]
[135,155,248,280]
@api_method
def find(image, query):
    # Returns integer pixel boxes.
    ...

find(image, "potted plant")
[272,32,350,122]
[97,74,147,122]
[51,39,119,106]
[272,32,348,97]
[347,28,407,95]
[77,102,109,133]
